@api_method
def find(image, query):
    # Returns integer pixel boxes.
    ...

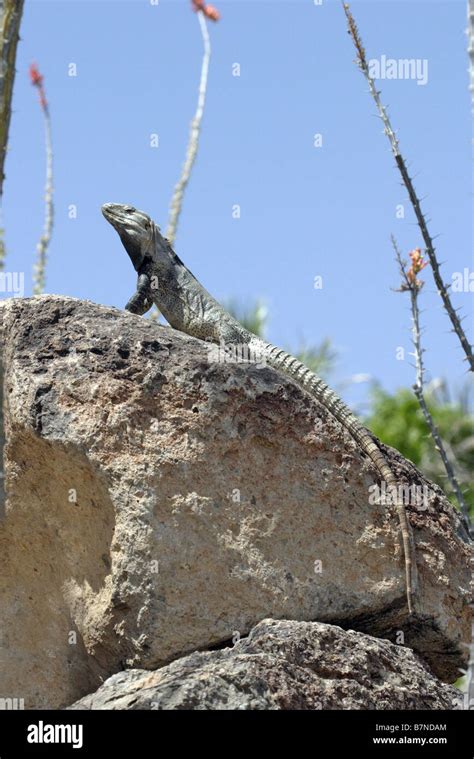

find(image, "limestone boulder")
[0,296,471,709]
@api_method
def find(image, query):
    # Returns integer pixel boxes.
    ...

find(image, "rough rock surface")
[0,296,471,709]
[69,619,462,710]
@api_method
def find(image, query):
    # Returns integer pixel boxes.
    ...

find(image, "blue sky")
[3,0,473,410]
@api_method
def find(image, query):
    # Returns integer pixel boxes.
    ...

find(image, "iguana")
[102,202,418,615]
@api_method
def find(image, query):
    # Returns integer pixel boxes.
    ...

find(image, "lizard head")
[102,203,155,270]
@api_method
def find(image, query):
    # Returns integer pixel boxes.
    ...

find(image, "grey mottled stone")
[69,619,462,710]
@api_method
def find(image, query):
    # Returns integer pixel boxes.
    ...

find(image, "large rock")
[69,619,462,710]
[0,296,471,709]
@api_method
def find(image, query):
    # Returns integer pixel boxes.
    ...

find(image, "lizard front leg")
[125,272,154,315]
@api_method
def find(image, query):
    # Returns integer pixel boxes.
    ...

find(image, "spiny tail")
[258,339,417,614]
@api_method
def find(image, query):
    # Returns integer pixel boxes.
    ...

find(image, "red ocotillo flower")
[407,247,429,287]
[203,5,220,21]
[29,62,48,111]
[191,0,220,22]
[29,62,43,86]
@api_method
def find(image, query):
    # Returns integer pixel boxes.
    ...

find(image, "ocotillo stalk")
[166,2,220,244]
[30,63,54,295]
[343,2,474,372]
[147,3,218,322]
[392,236,472,537]
[0,0,25,200]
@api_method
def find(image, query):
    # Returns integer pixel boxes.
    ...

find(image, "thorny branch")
[343,2,473,371]
[392,236,472,537]
[0,0,25,199]
[166,9,212,245]
[30,63,54,295]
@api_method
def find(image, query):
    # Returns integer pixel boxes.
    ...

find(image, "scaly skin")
[102,202,418,615]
